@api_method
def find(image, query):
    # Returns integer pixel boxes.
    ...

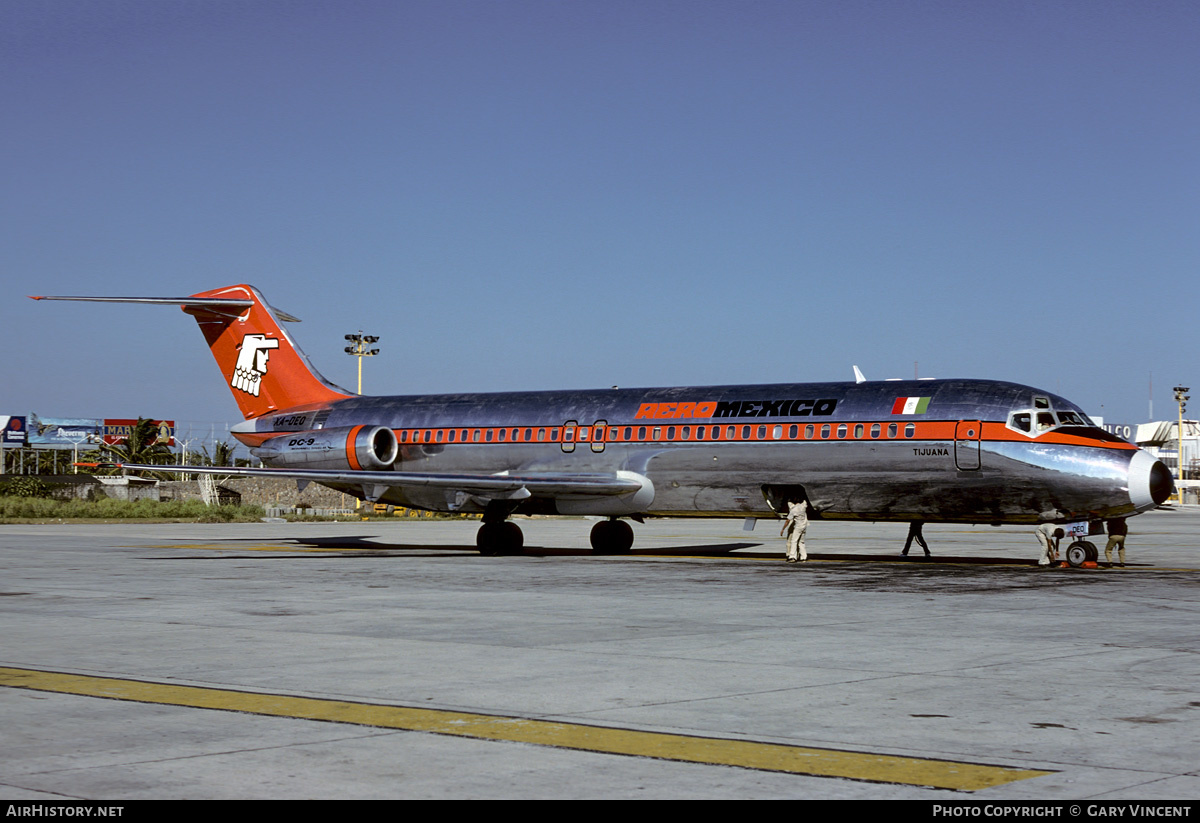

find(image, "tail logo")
[232,334,280,397]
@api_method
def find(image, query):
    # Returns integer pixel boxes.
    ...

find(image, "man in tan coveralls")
[781,496,808,563]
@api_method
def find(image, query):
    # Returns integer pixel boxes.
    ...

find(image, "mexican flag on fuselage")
[891,396,931,415]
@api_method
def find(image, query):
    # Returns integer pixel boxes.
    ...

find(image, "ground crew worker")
[902,521,930,558]
[1105,517,1128,566]
[780,496,808,562]
[1036,523,1063,566]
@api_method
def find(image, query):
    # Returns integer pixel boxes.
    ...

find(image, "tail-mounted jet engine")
[251,425,398,471]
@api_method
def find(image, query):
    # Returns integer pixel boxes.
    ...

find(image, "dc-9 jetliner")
[33,285,1172,557]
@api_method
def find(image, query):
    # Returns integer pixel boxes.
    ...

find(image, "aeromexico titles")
[33,285,1173,558]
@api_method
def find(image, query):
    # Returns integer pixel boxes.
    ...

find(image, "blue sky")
[4,0,1198,436]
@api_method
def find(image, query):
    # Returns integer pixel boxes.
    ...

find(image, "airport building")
[1098,418,1200,504]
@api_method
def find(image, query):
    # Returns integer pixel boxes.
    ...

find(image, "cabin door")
[954,420,981,471]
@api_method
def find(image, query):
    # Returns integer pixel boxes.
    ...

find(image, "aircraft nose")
[1129,450,1174,511]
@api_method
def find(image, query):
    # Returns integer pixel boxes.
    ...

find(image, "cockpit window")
[1007,399,1096,437]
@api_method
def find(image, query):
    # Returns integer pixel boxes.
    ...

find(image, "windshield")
[1007,396,1094,436]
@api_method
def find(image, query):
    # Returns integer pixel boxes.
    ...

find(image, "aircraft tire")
[477,521,524,556]
[590,519,634,554]
[1065,541,1090,568]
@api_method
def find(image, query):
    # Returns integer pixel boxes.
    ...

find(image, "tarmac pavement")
[1,508,1198,799]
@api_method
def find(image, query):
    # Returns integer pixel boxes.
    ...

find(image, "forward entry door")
[954,420,981,471]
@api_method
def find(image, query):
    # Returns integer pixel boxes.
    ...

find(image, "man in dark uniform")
[901,521,930,558]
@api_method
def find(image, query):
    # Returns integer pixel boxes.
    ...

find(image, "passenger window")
[638,426,646,440]
[820,424,830,438]
[697,426,706,440]
[538,429,546,441]
[653,427,661,440]
[727,426,736,439]
[741,425,751,439]
[682,426,691,440]
[904,424,914,438]
[773,425,783,439]
[870,423,880,438]
[805,424,814,439]
[788,424,797,439]
[888,423,897,438]
[666,426,676,440]
[853,424,863,438]
[757,425,766,439]
[436,430,444,443]
[623,427,632,440]
[837,424,847,438]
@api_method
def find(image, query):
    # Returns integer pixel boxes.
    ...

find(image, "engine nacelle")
[252,425,398,471]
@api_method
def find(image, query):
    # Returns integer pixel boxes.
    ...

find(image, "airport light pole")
[344,332,380,396]
[1174,385,1190,486]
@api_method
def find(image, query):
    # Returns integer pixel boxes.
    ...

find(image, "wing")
[119,463,647,506]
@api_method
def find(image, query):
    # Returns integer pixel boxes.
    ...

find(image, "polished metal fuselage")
[242,378,1154,524]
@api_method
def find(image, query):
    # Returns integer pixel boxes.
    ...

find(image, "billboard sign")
[0,416,26,446]
[102,419,176,447]
[27,414,102,448]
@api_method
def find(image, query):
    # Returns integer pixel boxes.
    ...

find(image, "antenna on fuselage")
[853,365,866,384]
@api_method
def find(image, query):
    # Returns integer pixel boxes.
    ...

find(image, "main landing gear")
[475,514,636,556]
[476,520,524,556]
[589,518,634,554]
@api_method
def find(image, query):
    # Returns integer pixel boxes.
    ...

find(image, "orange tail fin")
[184,285,351,419]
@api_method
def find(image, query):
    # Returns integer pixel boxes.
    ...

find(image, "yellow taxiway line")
[0,666,1049,791]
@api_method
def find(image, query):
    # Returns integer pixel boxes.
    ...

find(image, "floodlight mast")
[344,332,380,395]
[1174,385,1190,488]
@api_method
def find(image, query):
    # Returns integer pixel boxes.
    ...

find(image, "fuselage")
[234,377,1173,524]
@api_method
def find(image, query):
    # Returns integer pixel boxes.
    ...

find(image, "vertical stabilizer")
[184,285,351,419]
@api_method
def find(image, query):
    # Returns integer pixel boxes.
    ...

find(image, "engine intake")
[252,425,398,471]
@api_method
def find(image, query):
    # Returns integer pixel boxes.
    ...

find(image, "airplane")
[32,284,1174,562]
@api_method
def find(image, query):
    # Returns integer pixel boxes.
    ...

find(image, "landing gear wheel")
[590,519,634,554]
[1065,541,1094,568]
[477,521,524,556]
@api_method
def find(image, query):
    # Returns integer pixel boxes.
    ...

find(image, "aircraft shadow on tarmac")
[161,535,1083,567]
[281,536,765,557]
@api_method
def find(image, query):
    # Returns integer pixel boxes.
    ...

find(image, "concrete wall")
[159,477,354,509]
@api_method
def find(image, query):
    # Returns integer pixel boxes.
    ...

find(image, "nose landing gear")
[1065,540,1099,568]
